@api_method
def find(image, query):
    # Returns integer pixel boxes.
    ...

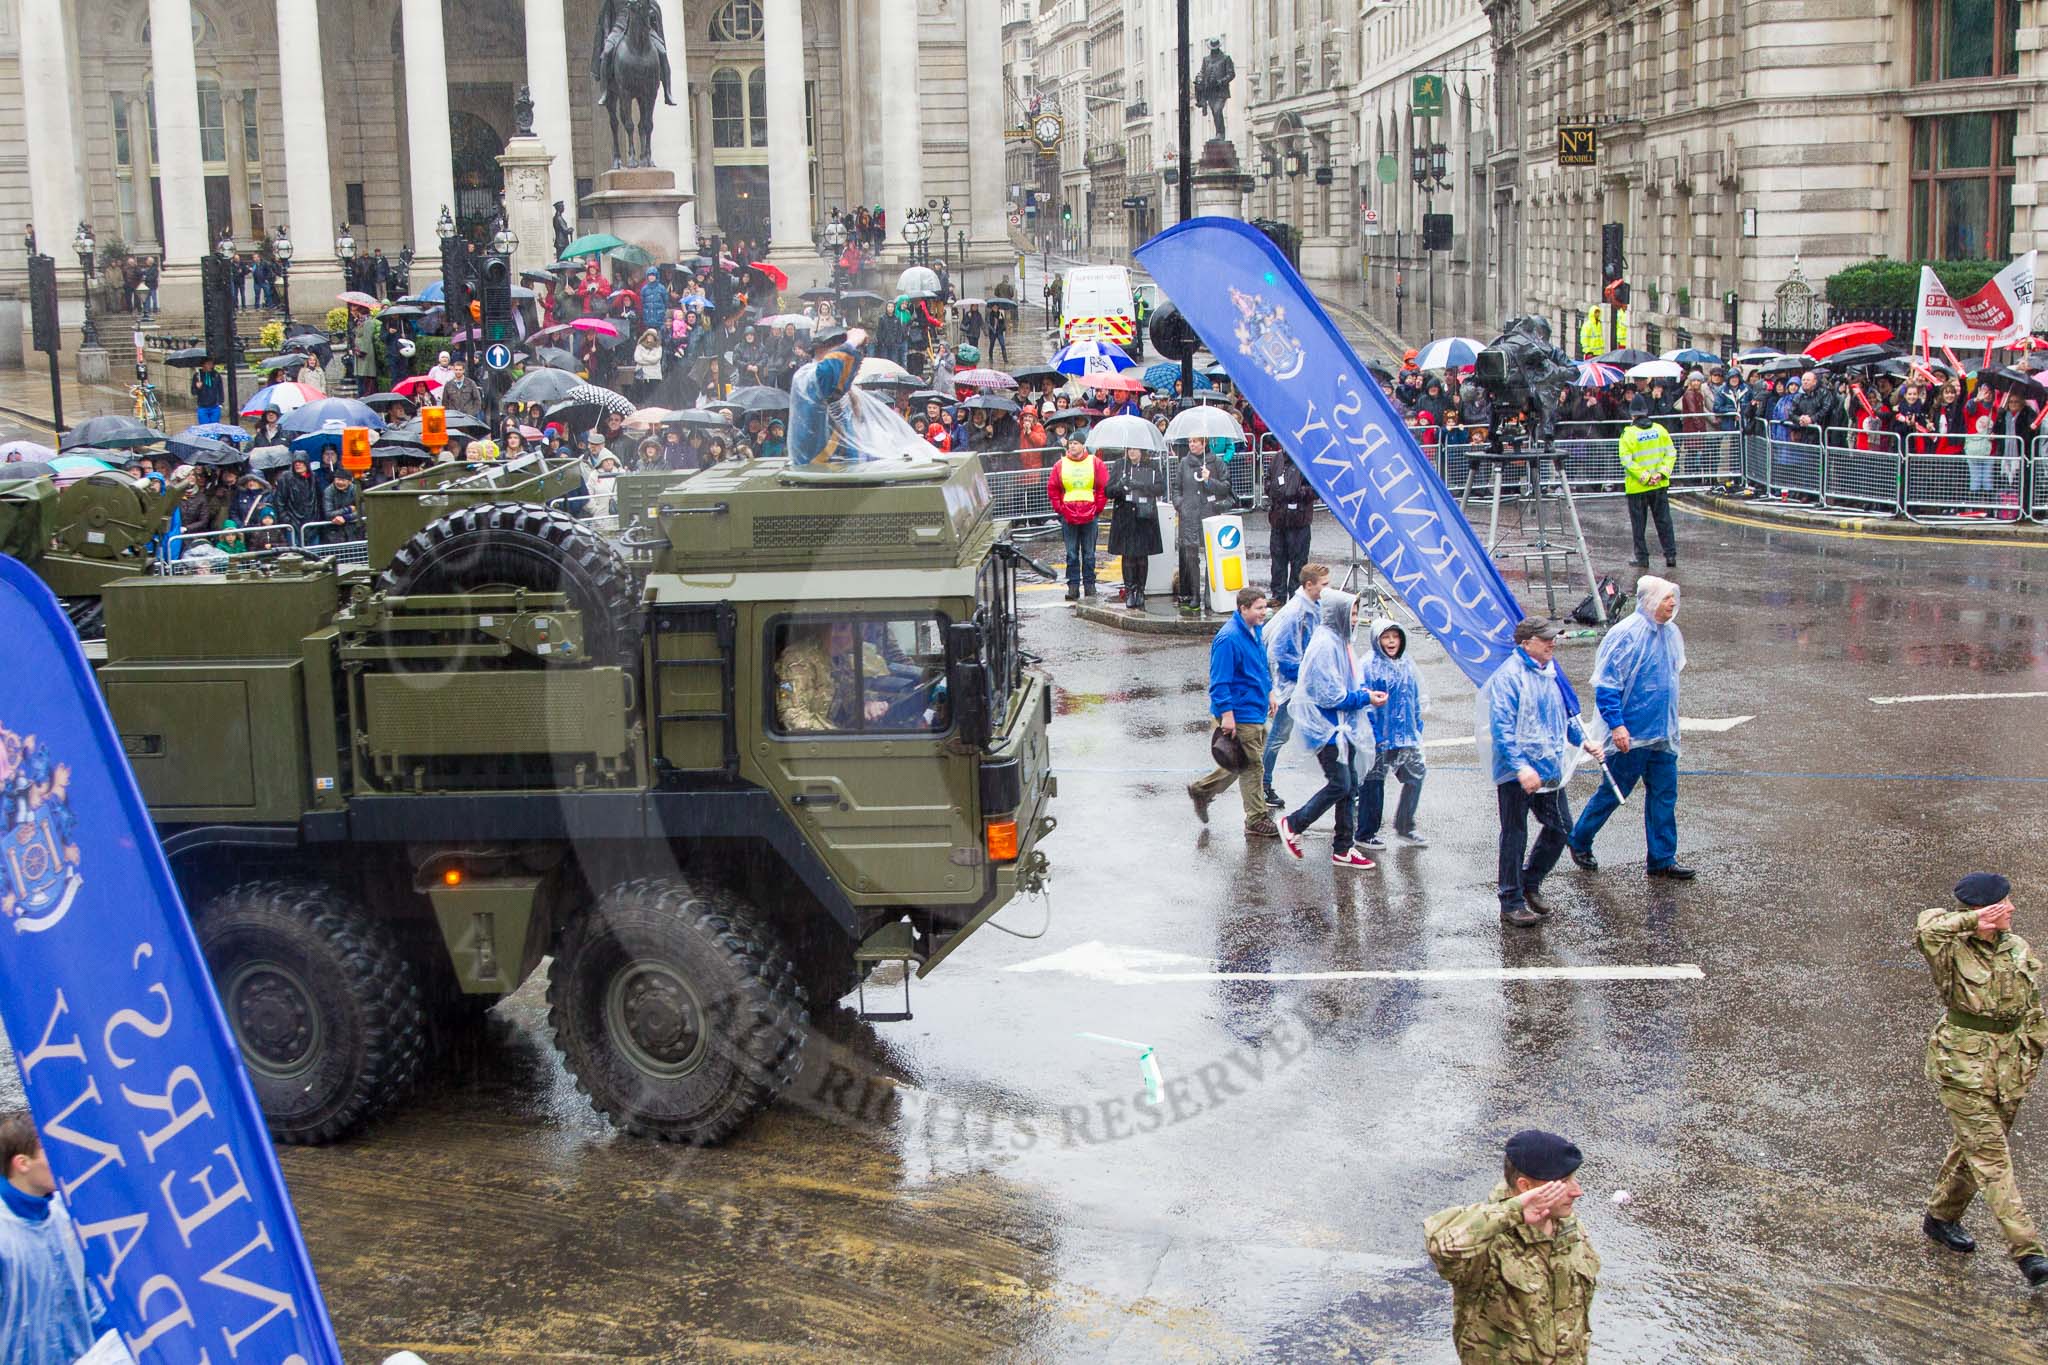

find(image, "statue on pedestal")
[513,84,536,139]
[1193,39,1236,143]
[553,202,572,259]
[591,0,675,168]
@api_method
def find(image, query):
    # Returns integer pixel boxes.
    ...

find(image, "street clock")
[1032,112,1064,152]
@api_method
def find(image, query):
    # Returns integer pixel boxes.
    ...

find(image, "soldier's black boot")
[2018,1253,2048,1287]
[1922,1214,1976,1253]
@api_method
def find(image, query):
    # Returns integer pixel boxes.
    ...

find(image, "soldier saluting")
[1918,872,2048,1287]
[1425,1130,1599,1362]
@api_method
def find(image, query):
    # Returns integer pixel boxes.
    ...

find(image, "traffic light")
[27,255,57,356]
[440,240,469,328]
[1146,301,1202,362]
[200,255,235,364]
[1422,213,1453,251]
[1061,204,1073,224]
[480,256,513,343]
[1601,222,1626,285]
[341,426,372,473]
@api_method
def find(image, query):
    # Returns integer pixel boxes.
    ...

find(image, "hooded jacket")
[1589,575,1685,752]
[1477,646,1587,789]
[1361,617,1426,750]
[1264,586,1321,704]
[1288,589,1377,754]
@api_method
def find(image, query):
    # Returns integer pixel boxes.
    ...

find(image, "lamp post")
[438,205,468,376]
[72,222,99,350]
[272,225,293,327]
[1411,141,1449,339]
[939,196,953,278]
[484,218,517,428]
[336,223,359,391]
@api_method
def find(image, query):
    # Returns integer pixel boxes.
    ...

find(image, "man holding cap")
[1477,618,1603,927]
[1425,1129,1599,1362]
[1917,873,2048,1286]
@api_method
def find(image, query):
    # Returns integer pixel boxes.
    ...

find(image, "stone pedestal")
[579,167,695,271]
[76,346,110,383]
[1191,140,1254,221]
[497,135,560,280]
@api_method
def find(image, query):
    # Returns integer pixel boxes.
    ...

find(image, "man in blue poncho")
[0,1111,105,1363]
[1567,575,1693,880]
[787,327,866,465]
[1478,618,1605,928]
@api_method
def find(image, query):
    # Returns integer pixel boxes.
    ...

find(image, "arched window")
[711,67,746,148]
[747,69,767,147]
[712,0,764,42]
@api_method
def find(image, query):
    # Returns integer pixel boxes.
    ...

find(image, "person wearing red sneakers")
[1276,589,1385,868]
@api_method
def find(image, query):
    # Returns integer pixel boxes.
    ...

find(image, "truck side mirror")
[946,621,992,748]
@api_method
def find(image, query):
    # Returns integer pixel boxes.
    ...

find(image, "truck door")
[758,613,976,903]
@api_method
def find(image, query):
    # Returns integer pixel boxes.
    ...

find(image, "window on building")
[197,81,225,164]
[242,88,260,161]
[712,67,746,147]
[1910,112,2016,259]
[1914,0,2020,82]
[747,68,768,146]
[805,79,815,148]
[113,101,131,168]
[711,0,764,42]
[345,182,366,224]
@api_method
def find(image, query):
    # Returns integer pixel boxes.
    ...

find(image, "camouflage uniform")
[774,637,886,732]
[1424,1183,1599,1363]
[1919,906,2048,1257]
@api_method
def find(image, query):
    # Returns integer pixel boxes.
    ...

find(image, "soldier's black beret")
[1955,873,2012,907]
[1506,1129,1583,1181]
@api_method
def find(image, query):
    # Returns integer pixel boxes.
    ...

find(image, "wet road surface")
[15,496,2048,1361]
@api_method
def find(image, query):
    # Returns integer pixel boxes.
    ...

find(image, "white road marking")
[1005,940,1704,986]
[1870,690,2048,705]
[1416,716,1751,749]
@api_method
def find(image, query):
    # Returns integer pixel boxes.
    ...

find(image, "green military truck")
[0,454,1055,1146]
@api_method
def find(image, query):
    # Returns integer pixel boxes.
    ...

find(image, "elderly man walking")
[1479,618,1603,927]
[1567,576,1693,880]
[1189,587,1280,839]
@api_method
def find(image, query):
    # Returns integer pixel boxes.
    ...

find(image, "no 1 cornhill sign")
[1557,124,1599,167]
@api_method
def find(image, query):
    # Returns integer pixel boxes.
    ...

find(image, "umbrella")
[520,269,559,286]
[749,260,790,291]
[163,346,212,369]
[335,290,380,309]
[667,409,734,430]
[904,390,950,407]
[390,375,442,399]
[561,232,628,259]
[176,440,246,468]
[1165,404,1247,445]
[528,322,573,341]
[855,357,913,386]
[249,446,296,473]
[60,415,165,450]
[895,266,941,297]
[172,422,253,448]
[611,244,654,270]
[678,293,711,309]
[960,394,1020,414]
[1816,342,1900,370]
[954,344,982,367]
[1570,361,1625,388]
[1661,347,1721,365]
[1597,348,1658,367]
[0,460,57,482]
[253,353,314,374]
[0,439,55,464]
[1043,408,1095,426]
[1972,365,2048,404]
[1140,362,1213,392]
[986,298,1021,312]
[241,381,323,416]
[1079,371,1146,395]
[1756,354,1816,376]
[1085,413,1168,453]
[1805,320,1893,361]
[377,303,427,320]
[726,385,792,413]
[800,287,838,302]
[534,347,582,371]
[839,290,884,307]
[1415,337,1487,371]
[956,297,987,309]
[1624,359,1683,381]
[570,317,620,337]
[757,313,815,331]
[505,368,584,404]
[360,391,414,409]
[1051,340,1137,375]
[1010,365,1062,384]
[543,385,635,426]
[544,260,583,275]
[416,280,448,303]
[278,397,387,436]
[49,454,115,486]
[955,368,1019,391]
[1734,346,1783,364]
[624,406,673,428]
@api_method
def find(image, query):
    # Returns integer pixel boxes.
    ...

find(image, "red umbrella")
[1805,321,1893,361]
[749,260,790,291]
[570,318,620,337]
[391,375,441,398]
[1079,372,1146,394]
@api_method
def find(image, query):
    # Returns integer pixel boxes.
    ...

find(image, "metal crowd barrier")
[1820,427,1903,513]
[2032,436,2048,521]
[1902,434,2028,524]
[157,523,299,573]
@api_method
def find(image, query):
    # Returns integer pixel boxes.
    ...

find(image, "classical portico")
[6,0,1012,332]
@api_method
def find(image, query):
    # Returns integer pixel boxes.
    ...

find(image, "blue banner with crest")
[0,554,342,1363]
[1135,218,1525,685]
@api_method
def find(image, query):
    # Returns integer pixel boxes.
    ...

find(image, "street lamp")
[939,196,953,275]
[491,220,519,257]
[902,208,931,266]
[71,221,98,349]
[273,225,294,326]
[436,204,457,245]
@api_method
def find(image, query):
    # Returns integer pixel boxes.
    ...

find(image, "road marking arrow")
[1003,941,1704,986]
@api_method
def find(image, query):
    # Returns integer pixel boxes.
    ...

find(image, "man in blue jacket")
[1567,576,1693,880]
[1260,562,1330,808]
[1478,618,1604,927]
[1190,586,1280,838]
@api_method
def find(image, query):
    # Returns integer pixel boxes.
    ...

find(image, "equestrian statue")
[591,0,677,169]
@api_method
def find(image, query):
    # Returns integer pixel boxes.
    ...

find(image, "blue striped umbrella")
[1414,336,1486,370]
[1050,339,1137,375]
[1140,362,1214,392]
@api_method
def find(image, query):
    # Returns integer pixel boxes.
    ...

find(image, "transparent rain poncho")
[1359,617,1427,750]
[1585,576,1686,754]
[1474,646,1586,790]
[1288,589,1375,757]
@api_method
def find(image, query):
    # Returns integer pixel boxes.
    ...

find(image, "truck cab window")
[771,616,949,735]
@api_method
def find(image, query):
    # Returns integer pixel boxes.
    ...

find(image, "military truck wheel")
[196,879,425,1145]
[548,878,808,1144]
[376,501,638,660]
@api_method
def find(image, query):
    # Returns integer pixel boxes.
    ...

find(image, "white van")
[1060,265,1139,357]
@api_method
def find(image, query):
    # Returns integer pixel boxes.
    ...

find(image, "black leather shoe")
[1523,887,1555,917]
[1924,1214,1976,1253]
[1500,904,1543,928]
[1264,788,1285,808]
[2019,1253,2048,1287]
[1570,845,1599,872]
[1647,864,1697,881]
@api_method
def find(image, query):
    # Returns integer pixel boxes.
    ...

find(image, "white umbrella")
[757,313,815,331]
[854,356,912,385]
[1084,413,1167,454]
[896,265,941,298]
[1625,359,1683,381]
[1165,404,1246,445]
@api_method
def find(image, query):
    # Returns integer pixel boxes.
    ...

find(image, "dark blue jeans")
[1358,746,1427,840]
[1570,745,1678,868]
[1061,520,1098,591]
[1497,782,1573,908]
[1287,742,1358,854]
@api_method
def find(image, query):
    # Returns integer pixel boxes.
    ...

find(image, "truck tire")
[195,879,425,1145]
[548,877,808,1144]
[376,501,638,661]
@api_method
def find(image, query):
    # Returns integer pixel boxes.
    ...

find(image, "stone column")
[762,0,813,263]
[523,0,579,213]
[274,0,335,258]
[150,0,211,262]
[877,0,922,256]
[127,96,160,252]
[223,92,253,243]
[692,82,721,239]
[401,0,457,252]
[964,0,1007,265]
[648,0,698,243]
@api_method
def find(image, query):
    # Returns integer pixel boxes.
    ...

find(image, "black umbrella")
[961,394,1020,414]
[905,390,950,406]
[254,353,313,374]
[0,461,57,481]
[1817,342,1900,370]
[505,368,584,404]
[545,260,582,275]
[520,269,559,286]
[1756,354,1816,376]
[839,290,884,306]
[360,391,415,408]
[284,333,334,362]
[1010,365,1062,383]
[60,415,165,451]
[183,439,248,467]
[249,446,295,473]
[378,303,426,320]
[800,287,838,302]
[1973,365,2048,403]
[533,347,583,372]
[669,409,734,430]
[726,385,792,414]
[1044,408,1096,425]
[164,346,211,369]
[1597,348,1657,367]
[440,410,490,434]
[985,298,1021,311]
